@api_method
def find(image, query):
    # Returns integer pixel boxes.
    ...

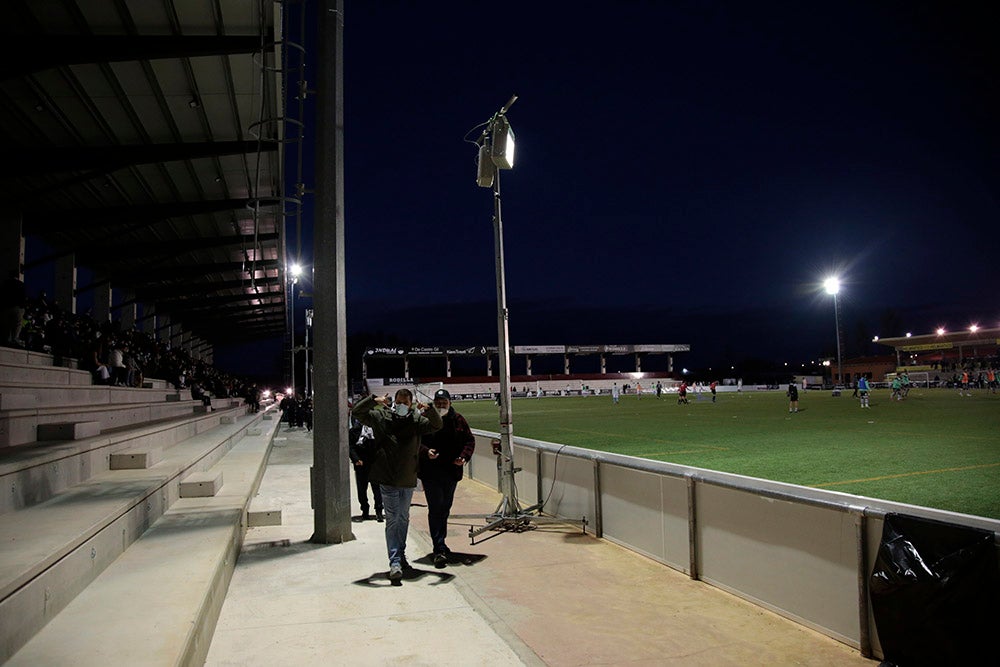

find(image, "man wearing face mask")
[352,388,442,582]
[419,389,476,567]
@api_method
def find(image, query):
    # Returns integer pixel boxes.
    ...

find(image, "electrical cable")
[540,444,568,511]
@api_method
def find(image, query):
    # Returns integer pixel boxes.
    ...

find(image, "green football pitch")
[457,388,1000,520]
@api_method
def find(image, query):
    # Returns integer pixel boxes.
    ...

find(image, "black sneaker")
[375,511,384,522]
[433,552,448,568]
[400,557,413,571]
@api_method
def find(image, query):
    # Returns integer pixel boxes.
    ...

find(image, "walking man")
[611,382,620,405]
[352,389,442,582]
[419,389,475,567]
[710,380,718,403]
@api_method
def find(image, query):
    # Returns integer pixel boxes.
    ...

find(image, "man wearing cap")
[352,388,442,582]
[419,389,476,567]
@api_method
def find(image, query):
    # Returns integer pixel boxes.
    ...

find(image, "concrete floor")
[206,428,875,666]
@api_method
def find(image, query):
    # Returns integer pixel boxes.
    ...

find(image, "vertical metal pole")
[290,280,296,392]
[834,292,842,385]
[686,474,699,580]
[311,0,353,544]
[592,460,603,538]
[493,167,518,511]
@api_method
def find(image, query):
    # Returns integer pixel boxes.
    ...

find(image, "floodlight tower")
[824,276,842,386]
[466,95,586,540]
[289,263,303,393]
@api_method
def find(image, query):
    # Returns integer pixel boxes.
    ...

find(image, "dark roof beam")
[2,34,274,80]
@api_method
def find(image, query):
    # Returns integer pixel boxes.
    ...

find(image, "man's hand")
[416,401,428,411]
[374,394,389,405]
[354,460,363,467]
[453,457,465,466]
[428,449,439,460]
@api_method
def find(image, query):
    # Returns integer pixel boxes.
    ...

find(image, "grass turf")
[457,388,1000,520]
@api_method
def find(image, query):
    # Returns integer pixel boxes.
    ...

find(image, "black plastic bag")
[869,513,999,665]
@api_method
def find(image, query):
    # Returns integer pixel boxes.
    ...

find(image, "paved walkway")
[206,428,874,666]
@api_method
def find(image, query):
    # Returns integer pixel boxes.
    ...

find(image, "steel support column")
[310,0,354,544]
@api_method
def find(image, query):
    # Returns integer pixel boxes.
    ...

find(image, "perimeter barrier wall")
[466,429,1000,661]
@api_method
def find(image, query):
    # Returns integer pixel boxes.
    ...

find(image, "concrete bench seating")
[0,397,204,448]
[0,347,80,369]
[0,360,93,387]
[0,404,247,515]
[0,410,275,664]
[0,382,183,410]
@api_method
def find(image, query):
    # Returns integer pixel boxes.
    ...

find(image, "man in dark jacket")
[348,421,383,522]
[419,389,476,566]
[352,389,441,581]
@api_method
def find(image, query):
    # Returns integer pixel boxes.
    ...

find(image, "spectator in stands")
[352,390,442,582]
[246,384,261,413]
[190,380,213,409]
[1,270,27,347]
[419,389,475,567]
[107,340,127,386]
[349,421,383,522]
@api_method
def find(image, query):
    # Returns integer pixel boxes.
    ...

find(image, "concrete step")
[179,470,223,497]
[0,398,203,448]
[0,404,250,515]
[0,361,92,387]
[0,347,80,369]
[4,422,277,666]
[0,382,185,409]
[37,420,101,441]
[0,413,277,664]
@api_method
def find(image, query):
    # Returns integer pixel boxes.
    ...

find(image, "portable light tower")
[463,95,586,541]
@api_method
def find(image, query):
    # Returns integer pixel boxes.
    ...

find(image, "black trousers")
[353,464,382,514]
[422,474,458,553]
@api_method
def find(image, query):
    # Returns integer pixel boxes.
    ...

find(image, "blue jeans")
[379,485,414,566]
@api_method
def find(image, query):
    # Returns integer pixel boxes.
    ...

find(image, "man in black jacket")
[419,389,476,567]
[348,421,383,522]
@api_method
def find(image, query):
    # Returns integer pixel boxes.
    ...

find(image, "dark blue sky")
[274,1,998,376]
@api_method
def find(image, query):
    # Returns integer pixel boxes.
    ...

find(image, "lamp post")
[289,263,302,394]
[824,276,842,386]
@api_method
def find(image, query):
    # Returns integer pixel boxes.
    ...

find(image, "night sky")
[227,1,1000,380]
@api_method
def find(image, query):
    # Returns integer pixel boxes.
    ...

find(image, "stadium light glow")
[969,324,979,333]
[872,336,879,342]
[286,386,294,395]
[905,332,912,338]
[936,327,945,335]
[823,276,843,385]
[289,263,303,278]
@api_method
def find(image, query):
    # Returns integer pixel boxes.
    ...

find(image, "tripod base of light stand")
[452,492,588,546]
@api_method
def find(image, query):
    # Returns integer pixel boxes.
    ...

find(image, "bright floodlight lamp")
[490,114,515,169]
[823,276,840,295]
[936,327,945,335]
[289,263,303,279]
[970,324,979,332]
[286,386,294,395]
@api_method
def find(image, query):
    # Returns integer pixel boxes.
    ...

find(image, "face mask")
[436,407,449,417]
[393,402,410,416]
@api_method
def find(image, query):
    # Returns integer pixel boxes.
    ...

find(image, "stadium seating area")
[0,348,280,664]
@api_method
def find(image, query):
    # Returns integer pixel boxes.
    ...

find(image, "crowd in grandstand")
[2,282,260,408]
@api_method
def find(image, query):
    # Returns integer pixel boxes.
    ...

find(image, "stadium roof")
[2,0,287,344]
[876,327,1000,352]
